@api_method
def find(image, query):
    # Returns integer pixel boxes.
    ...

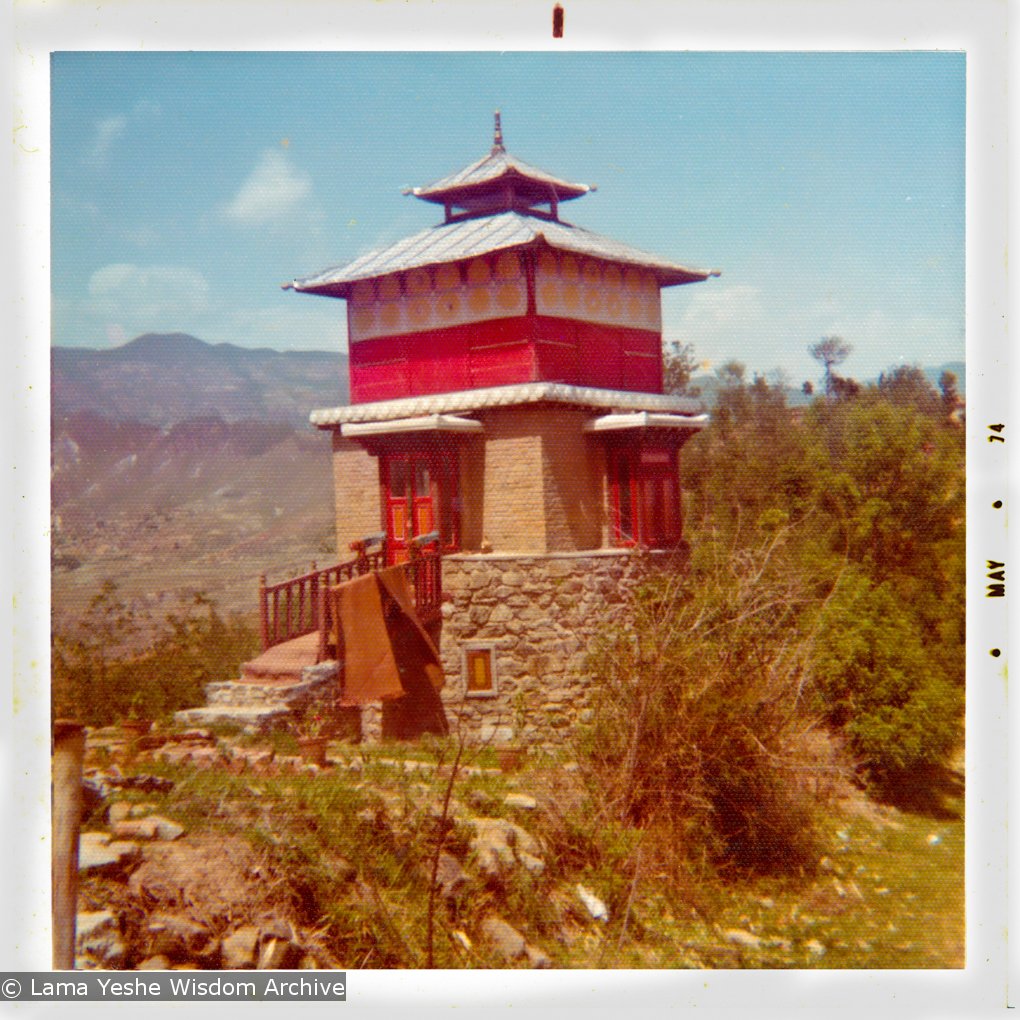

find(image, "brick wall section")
[473,405,606,554]
[538,407,603,551]
[437,549,687,747]
[331,434,382,553]
[473,408,547,552]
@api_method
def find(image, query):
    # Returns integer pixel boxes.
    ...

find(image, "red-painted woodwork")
[381,448,461,564]
[607,441,683,549]
[349,314,664,403]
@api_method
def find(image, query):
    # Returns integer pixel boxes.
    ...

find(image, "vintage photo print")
[8,2,1010,1016]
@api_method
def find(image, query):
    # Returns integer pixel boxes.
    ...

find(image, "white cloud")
[84,115,127,169]
[85,263,210,327]
[223,150,313,226]
[664,284,776,372]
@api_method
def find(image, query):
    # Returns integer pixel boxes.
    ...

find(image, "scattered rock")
[518,851,546,875]
[108,773,175,794]
[430,853,470,899]
[158,745,223,768]
[804,939,826,957]
[724,929,761,949]
[468,816,544,876]
[525,943,552,969]
[480,916,527,962]
[79,832,141,876]
[146,914,212,959]
[137,955,171,970]
[222,927,260,969]
[112,815,186,842]
[503,793,538,810]
[108,802,133,825]
[153,818,186,841]
[576,884,609,923]
[76,910,126,967]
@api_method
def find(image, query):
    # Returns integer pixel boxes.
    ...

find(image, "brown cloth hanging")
[332,572,404,705]
[330,567,445,715]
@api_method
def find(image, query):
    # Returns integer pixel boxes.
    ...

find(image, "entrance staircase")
[173,534,442,733]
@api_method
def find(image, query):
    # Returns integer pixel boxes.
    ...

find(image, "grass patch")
[99,740,963,970]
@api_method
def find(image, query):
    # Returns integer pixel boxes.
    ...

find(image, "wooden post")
[258,574,270,651]
[52,719,85,970]
[309,562,319,635]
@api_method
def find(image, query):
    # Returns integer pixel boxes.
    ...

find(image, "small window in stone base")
[463,645,497,697]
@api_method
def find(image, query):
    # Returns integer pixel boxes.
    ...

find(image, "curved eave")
[311,382,706,428]
[284,212,720,298]
[408,152,593,204]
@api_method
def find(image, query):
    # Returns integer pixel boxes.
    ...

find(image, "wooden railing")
[259,533,386,652]
[315,532,443,663]
[259,532,443,660]
[407,532,442,626]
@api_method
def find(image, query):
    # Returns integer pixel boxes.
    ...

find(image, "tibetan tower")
[286,114,718,744]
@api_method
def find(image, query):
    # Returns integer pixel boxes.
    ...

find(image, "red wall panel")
[348,314,664,403]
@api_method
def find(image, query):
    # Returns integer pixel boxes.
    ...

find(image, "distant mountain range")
[52,333,349,428]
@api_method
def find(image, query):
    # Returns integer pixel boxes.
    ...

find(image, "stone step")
[174,661,339,733]
[173,704,294,733]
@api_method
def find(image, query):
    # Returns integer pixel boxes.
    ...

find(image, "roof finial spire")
[492,110,505,154]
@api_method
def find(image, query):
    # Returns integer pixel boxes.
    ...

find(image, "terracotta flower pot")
[497,746,526,773]
[298,736,329,768]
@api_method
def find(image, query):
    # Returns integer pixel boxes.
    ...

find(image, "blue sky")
[51,51,965,387]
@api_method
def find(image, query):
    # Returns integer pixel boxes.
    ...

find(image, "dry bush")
[578,532,833,876]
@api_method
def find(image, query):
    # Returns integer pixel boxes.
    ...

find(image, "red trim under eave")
[349,314,664,403]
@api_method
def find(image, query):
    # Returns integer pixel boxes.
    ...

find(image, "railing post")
[309,562,319,635]
[350,539,368,576]
[52,719,85,970]
[258,574,270,651]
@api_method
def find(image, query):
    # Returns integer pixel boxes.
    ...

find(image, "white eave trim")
[584,412,710,433]
[340,414,484,438]
[311,382,705,427]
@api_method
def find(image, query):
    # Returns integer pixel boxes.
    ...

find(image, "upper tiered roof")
[285,113,719,298]
[406,112,593,221]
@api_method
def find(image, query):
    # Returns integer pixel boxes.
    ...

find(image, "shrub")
[579,535,831,876]
[51,583,260,725]
[811,573,962,782]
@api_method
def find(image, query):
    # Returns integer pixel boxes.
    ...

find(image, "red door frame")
[607,438,683,549]
[380,444,461,565]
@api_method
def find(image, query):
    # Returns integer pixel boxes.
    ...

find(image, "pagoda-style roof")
[285,210,718,297]
[406,111,593,221]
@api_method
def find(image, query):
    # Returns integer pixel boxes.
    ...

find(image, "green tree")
[662,341,701,397]
[877,365,941,417]
[812,573,961,779]
[809,336,852,397]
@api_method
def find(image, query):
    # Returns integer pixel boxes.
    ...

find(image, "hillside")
[51,333,347,631]
[52,333,349,428]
